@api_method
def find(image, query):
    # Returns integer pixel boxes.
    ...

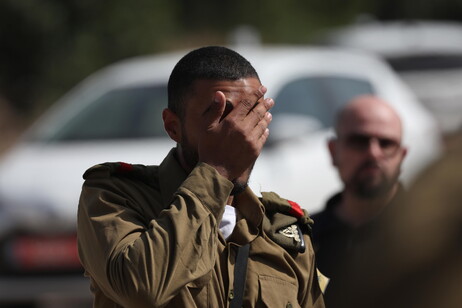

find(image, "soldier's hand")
[198,85,274,181]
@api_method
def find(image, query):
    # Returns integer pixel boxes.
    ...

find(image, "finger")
[247,98,275,127]
[246,111,272,147]
[204,91,227,127]
[246,85,269,114]
[231,85,268,117]
[257,111,272,136]
[258,128,270,146]
[220,100,234,122]
[252,125,271,155]
[257,113,272,147]
[255,85,267,101]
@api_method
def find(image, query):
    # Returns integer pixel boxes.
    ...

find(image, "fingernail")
[214,91,221,102]
[260,85,267,94]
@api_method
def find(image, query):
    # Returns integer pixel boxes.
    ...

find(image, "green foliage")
[0,0,180,116]
[0,0,460,119]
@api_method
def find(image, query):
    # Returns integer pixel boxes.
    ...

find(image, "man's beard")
[349,161,400,199]
[180,140,199,172]
[230,180,249,195]
[179,135,252,195]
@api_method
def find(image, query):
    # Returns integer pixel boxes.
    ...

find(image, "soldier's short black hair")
[167,46,259,118]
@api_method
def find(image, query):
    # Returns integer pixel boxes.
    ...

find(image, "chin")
[357,182,391,199]
[230,180,249,195]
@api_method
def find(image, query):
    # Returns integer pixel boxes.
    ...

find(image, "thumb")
[207,91,226,126]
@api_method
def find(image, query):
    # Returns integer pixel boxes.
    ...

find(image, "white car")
[0,46,442,305]
[320,19,462,134]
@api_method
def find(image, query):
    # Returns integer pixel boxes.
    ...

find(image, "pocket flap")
[259,275,299,308]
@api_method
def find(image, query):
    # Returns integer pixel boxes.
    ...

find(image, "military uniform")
[77,149,325,308]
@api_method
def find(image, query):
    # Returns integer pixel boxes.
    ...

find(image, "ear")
[162,108,181,143]
[328,138,338,167]
[400,146,408,160]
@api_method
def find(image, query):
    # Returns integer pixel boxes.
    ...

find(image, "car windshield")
[272,76,375,128]
[43,85,168,141]
[35,76,375,142]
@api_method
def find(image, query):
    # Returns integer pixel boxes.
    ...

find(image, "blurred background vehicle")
[318,19,462,136]
[0,45,442,306]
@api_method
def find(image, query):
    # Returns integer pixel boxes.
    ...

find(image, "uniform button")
[229,289,234,300]
[286,302,292,308]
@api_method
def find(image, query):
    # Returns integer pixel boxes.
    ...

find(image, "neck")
[335,185,398,227]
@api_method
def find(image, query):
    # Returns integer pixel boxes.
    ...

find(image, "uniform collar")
[158,148,264,244]
[227,186,265,245]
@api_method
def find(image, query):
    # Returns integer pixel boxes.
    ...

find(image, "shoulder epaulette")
[260,191,314,254]
[83,162,153,182]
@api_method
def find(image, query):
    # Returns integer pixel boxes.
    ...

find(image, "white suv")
[321,19,462,134]
[0,46,442,306]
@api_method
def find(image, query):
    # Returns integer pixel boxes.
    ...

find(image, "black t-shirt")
[311,189,403,306]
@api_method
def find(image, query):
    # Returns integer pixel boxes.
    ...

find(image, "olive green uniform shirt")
[77,149,324,308]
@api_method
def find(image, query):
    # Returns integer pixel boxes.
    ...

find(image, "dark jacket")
[311,188,403,305]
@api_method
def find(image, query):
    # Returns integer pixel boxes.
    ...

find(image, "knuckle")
[248,144,259,156]
[244,133,254,144]
[224,118,238,130]
[259,121,268,130]
[241,99,253,110]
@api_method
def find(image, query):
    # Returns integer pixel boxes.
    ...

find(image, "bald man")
[311,95,407,304]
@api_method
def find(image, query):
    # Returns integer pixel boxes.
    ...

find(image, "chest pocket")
[259,275,300,308]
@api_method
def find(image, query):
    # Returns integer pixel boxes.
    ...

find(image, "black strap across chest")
[230,243,250,308]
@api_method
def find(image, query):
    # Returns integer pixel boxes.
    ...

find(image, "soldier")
[311,95,407,304]
[77,46,324,308]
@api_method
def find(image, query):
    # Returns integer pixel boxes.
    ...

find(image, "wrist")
[205,163,234,181]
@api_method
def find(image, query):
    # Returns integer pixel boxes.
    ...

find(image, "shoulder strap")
[260,192,314,253]
[230,243,250,308]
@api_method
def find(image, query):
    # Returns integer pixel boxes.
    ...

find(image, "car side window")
[48,85,168,141]
[272,76,375,128]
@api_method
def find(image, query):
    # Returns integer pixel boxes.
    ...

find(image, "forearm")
[78,163,233,306]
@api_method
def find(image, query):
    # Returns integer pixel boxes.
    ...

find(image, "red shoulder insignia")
[287,200,304,218]
[117,162,133,173]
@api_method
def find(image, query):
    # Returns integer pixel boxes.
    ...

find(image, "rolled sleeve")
[77,162,233,307]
